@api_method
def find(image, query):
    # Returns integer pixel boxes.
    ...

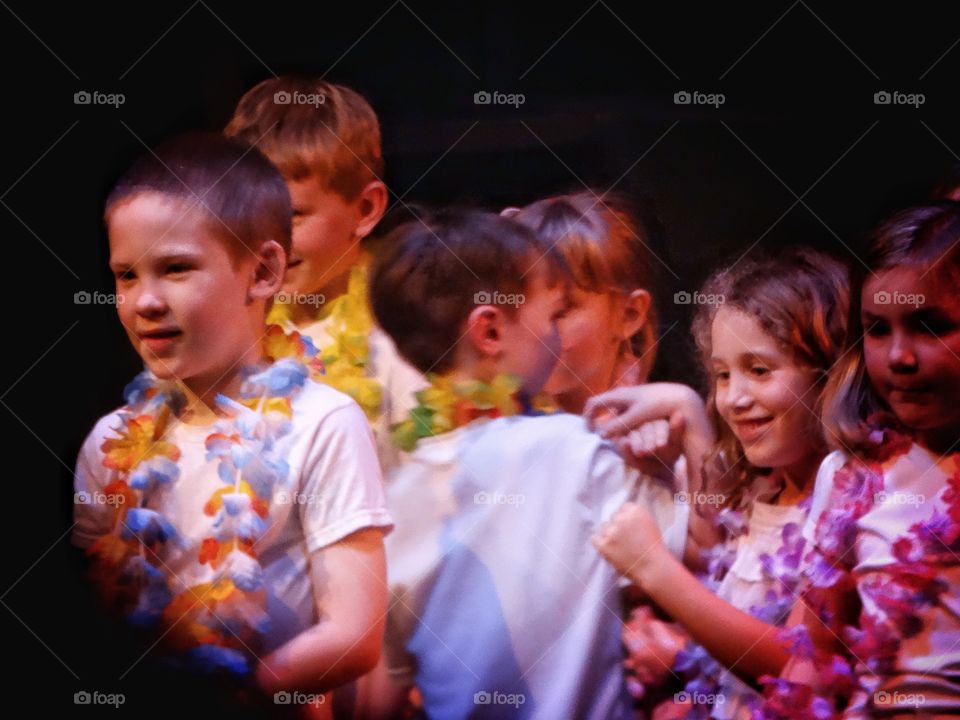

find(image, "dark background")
[1,1,957,715]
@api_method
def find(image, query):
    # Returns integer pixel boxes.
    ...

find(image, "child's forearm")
[679,392,715,498]
[256,528,388,695]
[638,551,791,683]
[354,655,412,720]
[255,620,382,694]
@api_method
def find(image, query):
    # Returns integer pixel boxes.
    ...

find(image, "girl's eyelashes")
[913,311,957,337]
[863,316,888,337]
[863,311,957,338]
[711,365,768,384]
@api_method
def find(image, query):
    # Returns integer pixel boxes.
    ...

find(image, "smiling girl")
[590,248,849,719]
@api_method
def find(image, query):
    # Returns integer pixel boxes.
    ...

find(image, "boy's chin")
[142,362,180,382]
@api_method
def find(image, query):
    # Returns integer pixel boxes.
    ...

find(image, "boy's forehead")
[107,192,228,260]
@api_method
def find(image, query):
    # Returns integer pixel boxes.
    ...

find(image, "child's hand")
[613,415,686,481]
[592,502,668,586]
[623,606,687,687]
[585,383,715,496]
[584,383,700,440]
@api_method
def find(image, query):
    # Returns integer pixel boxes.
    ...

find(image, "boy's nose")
[134,286,167,316]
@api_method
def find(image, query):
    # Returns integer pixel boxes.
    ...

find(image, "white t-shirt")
[287,316,427,475]
[804,445,960,717]
[384,412,689,720]
[72,380,393,653]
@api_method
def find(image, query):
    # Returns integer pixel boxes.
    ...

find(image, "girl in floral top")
[766,202,960,719]
[589,248,850,719]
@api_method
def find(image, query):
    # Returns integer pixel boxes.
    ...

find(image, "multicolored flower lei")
[267,262,382,420]
[85,325,320,675]
[753,417,960,719]
[390,373,526,451]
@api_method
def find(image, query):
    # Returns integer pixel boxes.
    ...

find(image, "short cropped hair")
[224,76,383,200]
[370,208,570,375]
[104,132,292,261]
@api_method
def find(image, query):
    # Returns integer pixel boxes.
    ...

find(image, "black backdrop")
[1,1,957,715]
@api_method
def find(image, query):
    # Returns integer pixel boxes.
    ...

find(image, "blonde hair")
[224,76,383,200]
[512,191,660,381]
[823,201,960,455]
[690,248,849,501]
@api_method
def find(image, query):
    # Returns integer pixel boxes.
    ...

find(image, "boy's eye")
[714,370,730,382]
[115,270,135,282]
[166,263,190,275]
[750,366,770,377]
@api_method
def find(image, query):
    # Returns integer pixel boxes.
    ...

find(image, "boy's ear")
[353,179,389,239]
[465,304,504,358]
[619,288,651,341]
[248,240,286,301]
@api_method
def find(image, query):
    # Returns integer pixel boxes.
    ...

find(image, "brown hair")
[511,191,661,381]
[690,247,850,499]
[823,201,960,454]
[104,132,292,261]
[370,208,570,375]
[224,76,383,201]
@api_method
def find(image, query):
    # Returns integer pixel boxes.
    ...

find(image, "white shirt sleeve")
[298,402,394,553]
[590,443,689,560]
[71,415,120,549]
[801,449,848,545]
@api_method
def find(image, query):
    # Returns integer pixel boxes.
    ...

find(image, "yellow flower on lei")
[267,263,382,420]
[101,406,180,472]
[392,373,523,451]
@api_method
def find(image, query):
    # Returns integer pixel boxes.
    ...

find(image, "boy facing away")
[358,209,689,719]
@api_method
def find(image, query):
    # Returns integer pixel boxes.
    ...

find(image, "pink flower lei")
[755,417,959,719]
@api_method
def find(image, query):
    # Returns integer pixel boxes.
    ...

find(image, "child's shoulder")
[466,411,612,465]
[81,406,129,450]
[293,377,365,421]
[818,448,850,479]
[483,409,593,437]
[283,379,380,449]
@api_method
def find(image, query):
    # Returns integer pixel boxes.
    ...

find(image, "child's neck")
[445,365,497,385]
[772,450,823,506]
[289,271,352,326]
[443,363,529,396]
[554,389,586,415]
[917,423,960,457]
[178,350,267,424]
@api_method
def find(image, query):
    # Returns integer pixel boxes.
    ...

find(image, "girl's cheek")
[714,388,729,419]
